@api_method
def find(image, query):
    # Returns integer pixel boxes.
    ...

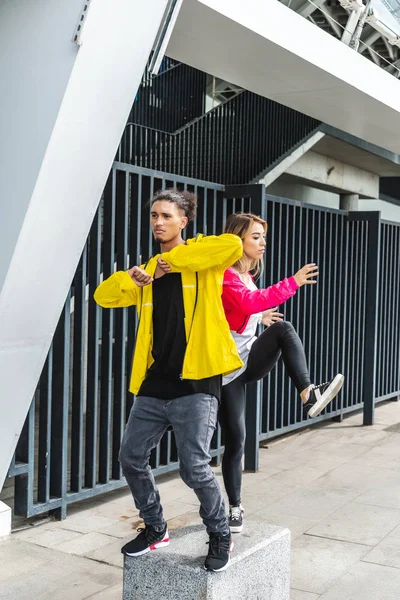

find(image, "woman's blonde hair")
[224,212,268,277]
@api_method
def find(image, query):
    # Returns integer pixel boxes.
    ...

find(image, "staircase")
[117,59,321,185]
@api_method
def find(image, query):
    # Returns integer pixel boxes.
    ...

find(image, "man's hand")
[128,266,153,287]
[157,258,171,273]
[261,307,284,327]
[294,263,319,287]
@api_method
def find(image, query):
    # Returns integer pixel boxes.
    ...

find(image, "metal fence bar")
[49,298,71,520]
[85,207,102,490]
[70,248,87,494]
[349,212,381,424]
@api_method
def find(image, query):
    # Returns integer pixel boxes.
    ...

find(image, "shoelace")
[230,506,242,521]
[137,525,163,544]
[206,534,230,554]
[312,381,329,391]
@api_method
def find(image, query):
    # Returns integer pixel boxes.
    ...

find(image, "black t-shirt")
[138,272,221,401]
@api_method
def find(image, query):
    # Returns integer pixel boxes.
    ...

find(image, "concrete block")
[123,522,290,600]
[0,501,11,540]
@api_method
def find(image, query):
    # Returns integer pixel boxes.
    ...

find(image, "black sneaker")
[229,505,244,533]
[304,374,345,418]
[121,524,170,557]
[204,531,233,572]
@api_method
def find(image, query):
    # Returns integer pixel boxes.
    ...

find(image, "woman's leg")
[245,321,344,417]
[219,374,246,508]
[245,321,311,395]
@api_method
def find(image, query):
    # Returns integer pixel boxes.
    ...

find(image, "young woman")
[220,212,344,534]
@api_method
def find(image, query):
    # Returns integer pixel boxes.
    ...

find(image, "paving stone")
[85,583,123,599]
[307,502,400,546]
[363,525,400,568]
[266,486,357,521]
[0,546,121,600]
[290,590,320,599]
[356,480,400,510]
[248,511,319,541]
[0,538,54,582]
[59,532,118,556]
[319,561,400,600]
[291,535,369,595]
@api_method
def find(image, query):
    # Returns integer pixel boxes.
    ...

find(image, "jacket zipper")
[180,271,199,379]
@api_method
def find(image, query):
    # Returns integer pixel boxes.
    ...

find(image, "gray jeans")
[119,393,229,535]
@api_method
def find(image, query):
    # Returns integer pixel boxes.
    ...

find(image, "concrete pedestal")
[123,521,290,600]
[0,501,11,541]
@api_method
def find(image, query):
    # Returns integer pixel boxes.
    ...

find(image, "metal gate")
[6,171,400,519]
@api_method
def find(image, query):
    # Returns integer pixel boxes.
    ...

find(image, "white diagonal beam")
[0,0,170,491]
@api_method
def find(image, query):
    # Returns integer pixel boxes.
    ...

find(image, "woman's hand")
[128,266,153,287]
[294,263,319,287]
[261,307,284,326]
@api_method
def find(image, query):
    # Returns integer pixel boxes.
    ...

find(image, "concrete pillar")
[0,502,11,540]
[0,0,170,491]
[340,194,359,211]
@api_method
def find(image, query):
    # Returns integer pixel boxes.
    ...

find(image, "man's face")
[150,200,188,244]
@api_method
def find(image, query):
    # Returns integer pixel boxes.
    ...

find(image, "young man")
[94,188,243,572]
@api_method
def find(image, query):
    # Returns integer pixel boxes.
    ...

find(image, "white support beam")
[368,46,382,65]
[342,8,363,45]
[298,0,326,19]
[319,3,343,38]
[0,0,170,491]
[385,56,400,74]
[359,30,381,53]
[383,36,395,60]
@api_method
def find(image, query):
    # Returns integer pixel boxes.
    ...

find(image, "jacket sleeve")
[94,271,139,308]
[222,271,299,314]
[161,234,242,272]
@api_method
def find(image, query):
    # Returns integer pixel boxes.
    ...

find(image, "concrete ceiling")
[313,135,400,176]
[167,0,400,155]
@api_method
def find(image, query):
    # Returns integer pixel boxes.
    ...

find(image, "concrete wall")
[359,199,400,222]
[0,0,82,294]
[267,179,400,222]
[267,179,340,209]
[0,0,169,491]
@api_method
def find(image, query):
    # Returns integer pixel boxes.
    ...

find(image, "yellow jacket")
[94,234,244,395]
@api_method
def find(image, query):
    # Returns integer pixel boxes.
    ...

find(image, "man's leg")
[119,396,168,529]
[167,393,229,536]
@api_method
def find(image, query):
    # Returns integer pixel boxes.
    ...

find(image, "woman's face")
[242,221,266,261]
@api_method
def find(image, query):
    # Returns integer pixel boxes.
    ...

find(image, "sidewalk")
[2,400,400,599]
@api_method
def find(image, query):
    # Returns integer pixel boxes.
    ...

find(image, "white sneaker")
[229,505,244,533]
[305,374,345,418]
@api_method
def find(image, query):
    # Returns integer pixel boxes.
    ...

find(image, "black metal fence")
[130,62,207,133]
[376,219,400,401]
[118,91,321,185]
[6,165,400,518]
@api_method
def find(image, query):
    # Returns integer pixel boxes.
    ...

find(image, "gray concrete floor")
[2,400,400,599]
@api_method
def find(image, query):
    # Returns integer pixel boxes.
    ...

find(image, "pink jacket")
[222,267,299,333]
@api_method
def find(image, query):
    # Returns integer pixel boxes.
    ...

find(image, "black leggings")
[218,320,311,506]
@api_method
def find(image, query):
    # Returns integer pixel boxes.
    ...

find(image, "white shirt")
[222,277,261,386]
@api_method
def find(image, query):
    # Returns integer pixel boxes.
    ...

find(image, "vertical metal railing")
[118,91,321,185]
[130,62,207,133]
[6,164,225,519]
[6,175,400,517]
[376,219,400,402]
